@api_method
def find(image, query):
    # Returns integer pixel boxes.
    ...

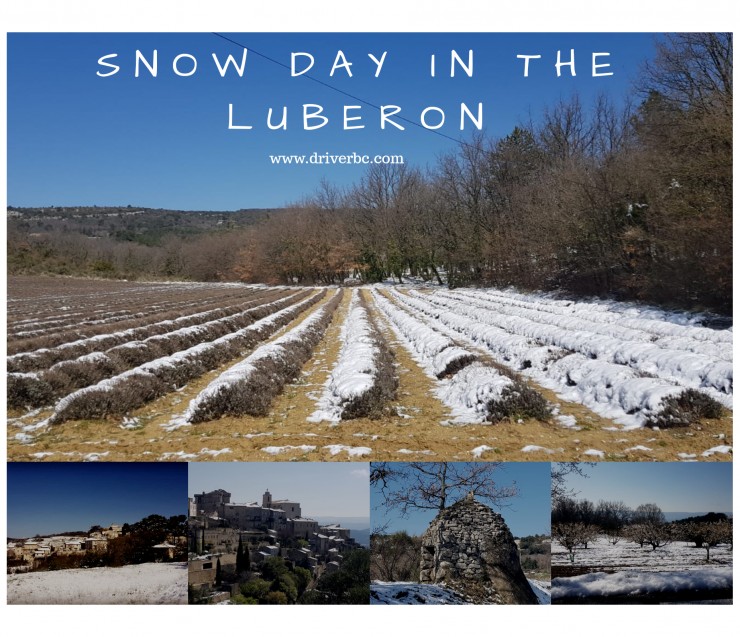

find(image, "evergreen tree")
[236,535,245,573]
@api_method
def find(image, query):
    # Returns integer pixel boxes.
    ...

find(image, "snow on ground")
[7,562,187,604]
[552,568,732,601]
[372,290,515,424]
[552,535,733,571]
[471,444,494,458]
[405,289,731,427]
[370,581,469,604]
[701,445,732,457]
[308,290,378,422]
[159,448,232,461]
[370,579,550,605]
[323,444,372,457]
[529,579,552,605]
[261,445,317,455]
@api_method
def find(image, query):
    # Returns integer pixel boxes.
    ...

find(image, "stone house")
[85,536,108,552]
[290,517,319,540]
[102,525,122,540]
[193,489,231,516]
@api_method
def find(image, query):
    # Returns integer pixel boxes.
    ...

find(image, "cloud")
[350,468,370,479]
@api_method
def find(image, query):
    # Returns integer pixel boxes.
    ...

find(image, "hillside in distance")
[8,205,273,243]
[7,205,278,281]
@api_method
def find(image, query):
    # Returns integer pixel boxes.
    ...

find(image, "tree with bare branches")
[370,462,518,517]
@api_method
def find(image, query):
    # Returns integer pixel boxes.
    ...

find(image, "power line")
[212,32,478,149]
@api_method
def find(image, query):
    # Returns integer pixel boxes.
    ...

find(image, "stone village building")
[188,488,361,595]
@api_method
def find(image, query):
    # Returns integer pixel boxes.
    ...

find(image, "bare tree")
[371,462,518,517]
[551,463,594,504]
[552,522,600,561]
[641,33,732,115]
[680,519,733,562]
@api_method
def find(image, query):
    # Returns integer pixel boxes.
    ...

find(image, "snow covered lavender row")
[444,289,731,361]
[182,290,344,424]
[7,284,263,352]
[371,290,549,424]
[460,287,731,340]
[7,291,306,409]
[426,290,732,406]
[40,290,326,427]
[308,290,397,422]
[371,289,475,378]
[8,289,250,339]
[8,288,285,372]
[400,290,723,429]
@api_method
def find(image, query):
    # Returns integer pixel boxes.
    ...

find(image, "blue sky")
[370,462,551,537]
[7,462,187,537]
[560,462,733,513]
[188,462,370,519]
[8,32,659,210]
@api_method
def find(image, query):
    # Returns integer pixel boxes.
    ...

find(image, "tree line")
[234,34,731,312]
[552,497,732,562]
[8,35,731,313]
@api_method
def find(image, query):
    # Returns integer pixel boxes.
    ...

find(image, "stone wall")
[419,494,538,604]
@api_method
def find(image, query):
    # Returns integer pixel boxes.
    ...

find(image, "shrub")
[435,351,477,378]
[264,591,288,605]
[486,382,551,423]
[239,578,271,601]
[7,374,54,409]
[648,389,725,428]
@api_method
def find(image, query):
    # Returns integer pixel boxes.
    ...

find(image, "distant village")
[189,488,362,603]
[8,521,186,574]
[8,525,127,573]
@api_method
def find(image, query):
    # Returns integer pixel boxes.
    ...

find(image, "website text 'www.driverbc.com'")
[269,151,404,165]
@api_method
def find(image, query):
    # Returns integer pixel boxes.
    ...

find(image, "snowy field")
[6,562,187,604]
[552,535,732,603]
[370,579,551,605]
[8,277,732,462]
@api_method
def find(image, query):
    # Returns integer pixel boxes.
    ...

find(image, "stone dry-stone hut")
[419,493,538,604]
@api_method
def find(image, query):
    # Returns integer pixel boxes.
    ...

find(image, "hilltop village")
[188,488,366,604]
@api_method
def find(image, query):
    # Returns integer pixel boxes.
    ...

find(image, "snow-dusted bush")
[438,363,550,424]
[647,389,725,428]
[7,372,54,409]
